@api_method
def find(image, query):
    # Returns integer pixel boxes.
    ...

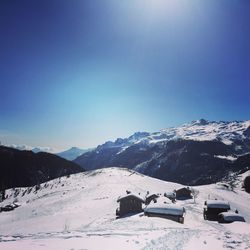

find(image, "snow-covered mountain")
[57,147,93,161]
[99,119,250,148]
[75,119,250,185]
[0,167,249,250]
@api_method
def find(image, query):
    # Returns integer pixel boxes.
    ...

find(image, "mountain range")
[74,119,250,185]
[2,144,90,161]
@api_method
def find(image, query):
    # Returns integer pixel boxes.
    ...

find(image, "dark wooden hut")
[175,187,192,200]
[116,194,145,217]
[203,200,231,221]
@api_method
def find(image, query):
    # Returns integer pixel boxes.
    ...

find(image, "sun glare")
[142,0,186,21]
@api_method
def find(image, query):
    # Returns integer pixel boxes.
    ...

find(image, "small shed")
[116,193,145,217]
[144,204,186,223]
[164,192,176,203]
[145,194,159,205]
[218,212,245,223]
[175,187,192,200]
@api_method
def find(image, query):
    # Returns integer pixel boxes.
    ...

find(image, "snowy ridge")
[139,119,250,147]
[92,119,250,155]
[0,167,249,249]
[74,120,250,185]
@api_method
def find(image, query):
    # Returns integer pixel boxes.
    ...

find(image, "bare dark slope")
[0,146,84,189]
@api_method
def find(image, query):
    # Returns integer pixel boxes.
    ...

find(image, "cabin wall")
[119,198,143,216]
[176,189,191,199]
[145,212,184,223]
[204,207,229,220]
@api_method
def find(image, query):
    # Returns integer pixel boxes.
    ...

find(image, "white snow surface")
[0,167,249,250]
[214,155,237,161]
[117,193,145,202]
[206,200,231,209]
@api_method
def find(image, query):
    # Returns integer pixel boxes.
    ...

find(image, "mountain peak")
[191,119,210,126]
[57,147,91,161]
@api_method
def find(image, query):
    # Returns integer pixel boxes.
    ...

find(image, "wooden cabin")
[144,204,186,223]
[203,200,230,221]
[175,187,192,200]
[116,194,145,217]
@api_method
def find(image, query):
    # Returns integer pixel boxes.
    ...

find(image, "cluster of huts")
[116,187,245,224]
[116,187,192,224]
[203,199,245,223]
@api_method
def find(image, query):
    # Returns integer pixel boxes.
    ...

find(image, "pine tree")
[243,175,250,193]
[0,181,5,201]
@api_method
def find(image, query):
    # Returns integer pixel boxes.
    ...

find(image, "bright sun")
[143,0,184,19]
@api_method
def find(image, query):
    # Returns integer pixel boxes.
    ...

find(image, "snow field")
[0,167,249,250]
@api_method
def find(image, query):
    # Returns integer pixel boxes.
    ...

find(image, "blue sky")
[0,0,250,151]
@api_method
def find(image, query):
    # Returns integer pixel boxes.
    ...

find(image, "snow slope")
[0,167,249,250]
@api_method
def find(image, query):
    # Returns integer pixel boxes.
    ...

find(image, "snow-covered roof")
[148,196,172,207]
[117,193,145,203]
[144,204,185,216]
[219,212,245,222]
[205,200,230,209]
[146,193,159,199]
[176,187,191,192]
